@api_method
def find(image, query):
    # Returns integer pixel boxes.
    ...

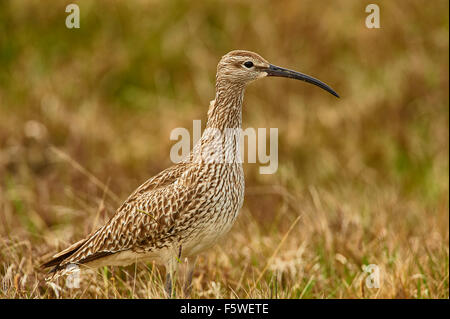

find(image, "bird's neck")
[189,79,245,164]
[206,79,245,130]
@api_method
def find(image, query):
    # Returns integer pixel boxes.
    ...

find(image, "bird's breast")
[180,162,244,255]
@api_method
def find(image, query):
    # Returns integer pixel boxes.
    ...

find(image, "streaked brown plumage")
[41,50,338,296]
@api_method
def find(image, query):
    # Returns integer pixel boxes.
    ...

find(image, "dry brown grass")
[0,0,448,298]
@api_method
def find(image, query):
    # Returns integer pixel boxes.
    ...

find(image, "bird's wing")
[125,161,188,196]
[48,163,212,271]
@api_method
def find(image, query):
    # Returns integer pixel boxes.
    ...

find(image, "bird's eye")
[243,61,254,68]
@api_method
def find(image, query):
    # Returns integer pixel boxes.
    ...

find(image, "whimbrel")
[41,50,338,297]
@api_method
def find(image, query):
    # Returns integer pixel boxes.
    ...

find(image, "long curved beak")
[264,64,339,98]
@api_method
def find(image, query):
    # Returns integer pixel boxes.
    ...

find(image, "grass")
[0,0,448,298]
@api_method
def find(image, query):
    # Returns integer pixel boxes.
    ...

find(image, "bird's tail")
[40,238,86,278]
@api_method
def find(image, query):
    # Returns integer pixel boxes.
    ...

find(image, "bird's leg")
[164,258,177,298]
[183,256,197,298]
[164,272,173,298]
[164,246,182,298]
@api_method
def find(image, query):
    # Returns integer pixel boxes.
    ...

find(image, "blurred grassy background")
[0,0,448,298]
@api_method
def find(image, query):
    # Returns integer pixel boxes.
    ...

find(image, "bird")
[41,50,339,297]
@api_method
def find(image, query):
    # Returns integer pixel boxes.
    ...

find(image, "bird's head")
[217,50,339,98]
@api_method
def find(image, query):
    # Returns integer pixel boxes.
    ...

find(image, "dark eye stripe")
[243,61,254,68]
